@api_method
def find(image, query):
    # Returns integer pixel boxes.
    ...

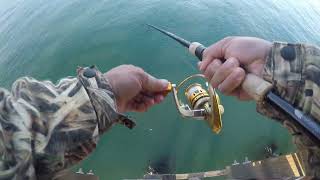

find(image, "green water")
[1,0,320,179]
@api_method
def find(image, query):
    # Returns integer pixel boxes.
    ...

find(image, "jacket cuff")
[77,66,135,133]
[257,41,304,122]
[262,42,304,104]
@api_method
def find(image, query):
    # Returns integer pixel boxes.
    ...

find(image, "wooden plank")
[143,169,227,179]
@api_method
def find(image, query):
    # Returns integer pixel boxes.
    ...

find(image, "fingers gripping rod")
[148,24,320,144]
[147,24,271,101]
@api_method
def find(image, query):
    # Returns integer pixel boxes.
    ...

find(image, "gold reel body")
[169,74,224,133]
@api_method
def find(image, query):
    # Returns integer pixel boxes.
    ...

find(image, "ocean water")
[0,0,320,179]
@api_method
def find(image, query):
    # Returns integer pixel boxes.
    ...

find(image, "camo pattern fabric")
[257,42,320,178]
[0,66,134,180]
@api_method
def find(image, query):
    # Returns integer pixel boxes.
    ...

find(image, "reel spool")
[168,74,224,133]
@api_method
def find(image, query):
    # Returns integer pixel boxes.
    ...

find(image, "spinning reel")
[167,74,224,133]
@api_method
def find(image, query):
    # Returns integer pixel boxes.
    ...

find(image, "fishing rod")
[148,24,320,145]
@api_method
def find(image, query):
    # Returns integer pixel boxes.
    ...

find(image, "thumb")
[142,73,169,92]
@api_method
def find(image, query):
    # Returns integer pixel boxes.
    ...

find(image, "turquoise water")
[1,0,320,179]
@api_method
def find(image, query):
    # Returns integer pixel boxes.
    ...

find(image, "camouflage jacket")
[1,43,320,179]
[257,42,320,177]
[0,66,134,180]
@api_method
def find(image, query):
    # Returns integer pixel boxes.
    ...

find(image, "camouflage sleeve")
[0,66,134,179]
[257,42,320,177]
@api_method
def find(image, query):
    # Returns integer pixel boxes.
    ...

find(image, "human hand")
[198,37,272,100]
[104,65,169,113]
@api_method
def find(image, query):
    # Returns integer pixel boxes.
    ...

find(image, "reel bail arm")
[168,74,224,134]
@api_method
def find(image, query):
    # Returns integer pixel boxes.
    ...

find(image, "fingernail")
[200,64,205,72]
[150,99,155,105]
[159,96,164,102]
[199,65,203,71]
[160,79,169,89]
[197,62,201,68]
